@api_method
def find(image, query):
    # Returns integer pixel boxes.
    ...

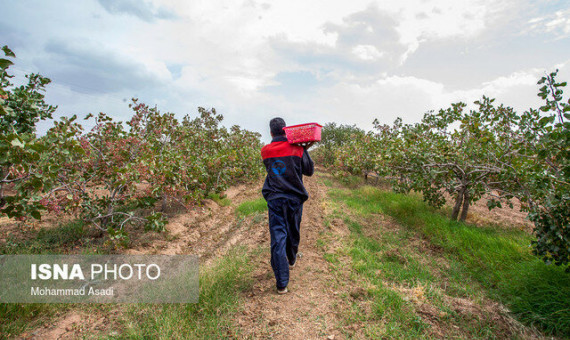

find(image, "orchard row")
[314,71,570,268]
[0,46,264,242]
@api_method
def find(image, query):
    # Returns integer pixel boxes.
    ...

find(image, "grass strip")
[236,197,267,217]
[120,246,253,339]
[330,185,570,337]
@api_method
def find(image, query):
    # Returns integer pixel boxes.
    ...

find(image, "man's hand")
[300,141,315,149]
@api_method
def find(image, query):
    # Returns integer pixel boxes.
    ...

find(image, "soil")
[439,191,533,232]
[464,194,534,232]
[18,311,119,340]
[124,179,267,265]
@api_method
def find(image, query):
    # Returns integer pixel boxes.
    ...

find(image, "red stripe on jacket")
[261,141,304,159]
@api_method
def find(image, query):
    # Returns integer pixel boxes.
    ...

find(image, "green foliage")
[45,104,263,242]
[513,70,570,267]
[335,130,381,177]
[144,212,167,232]
[0,45,264,244]
[378,76,569,266]
[0,45,65,222]
[318,70,569,268]
[0,72,56,135]
[312,122,364,167]
[376,99,527,222]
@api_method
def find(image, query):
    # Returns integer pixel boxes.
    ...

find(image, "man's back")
[261,135,314,203]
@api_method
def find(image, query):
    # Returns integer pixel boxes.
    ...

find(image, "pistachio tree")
[382,99,522,221]
[505,70,569,266]
[0,45,64,220]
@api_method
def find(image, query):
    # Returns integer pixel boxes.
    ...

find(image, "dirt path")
[235,174,345,339]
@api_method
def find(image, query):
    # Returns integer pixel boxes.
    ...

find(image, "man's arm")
[302,147,314,176]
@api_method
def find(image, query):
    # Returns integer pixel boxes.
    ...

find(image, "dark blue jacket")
[261,135,314,202]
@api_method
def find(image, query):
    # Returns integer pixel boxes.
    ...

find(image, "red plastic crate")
[283,123,322,144]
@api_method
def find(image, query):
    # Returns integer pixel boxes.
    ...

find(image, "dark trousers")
[267,197,303,289]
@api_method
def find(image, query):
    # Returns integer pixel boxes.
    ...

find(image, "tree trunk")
[102,204,113,227]
[451,187,465,221]
[459,190,470,222]
[0,183,4,209]
[161,195,167,212]
[0,168,6,209]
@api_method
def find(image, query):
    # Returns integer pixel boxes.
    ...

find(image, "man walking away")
[261,118,314,294]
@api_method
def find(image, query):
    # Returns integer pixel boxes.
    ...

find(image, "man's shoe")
[277,287,288,294]
[289,252,302,269]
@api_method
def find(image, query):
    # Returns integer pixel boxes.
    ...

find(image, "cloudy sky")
[2,0,569,141]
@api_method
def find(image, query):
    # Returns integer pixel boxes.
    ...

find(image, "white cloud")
[481,70,541,92]
[306,63,569,132]
[529,8,570,38]
[352,45,384,60]
[396,0,518,62]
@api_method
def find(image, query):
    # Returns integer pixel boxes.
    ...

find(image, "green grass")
[120,246,253,339]
[207,193,232,207]
[0,220,90,255]
[337,174,364,188]
[343,221,430,338]
[330,185,570,337]
[0,303,68,339]
[236,197,267,217]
